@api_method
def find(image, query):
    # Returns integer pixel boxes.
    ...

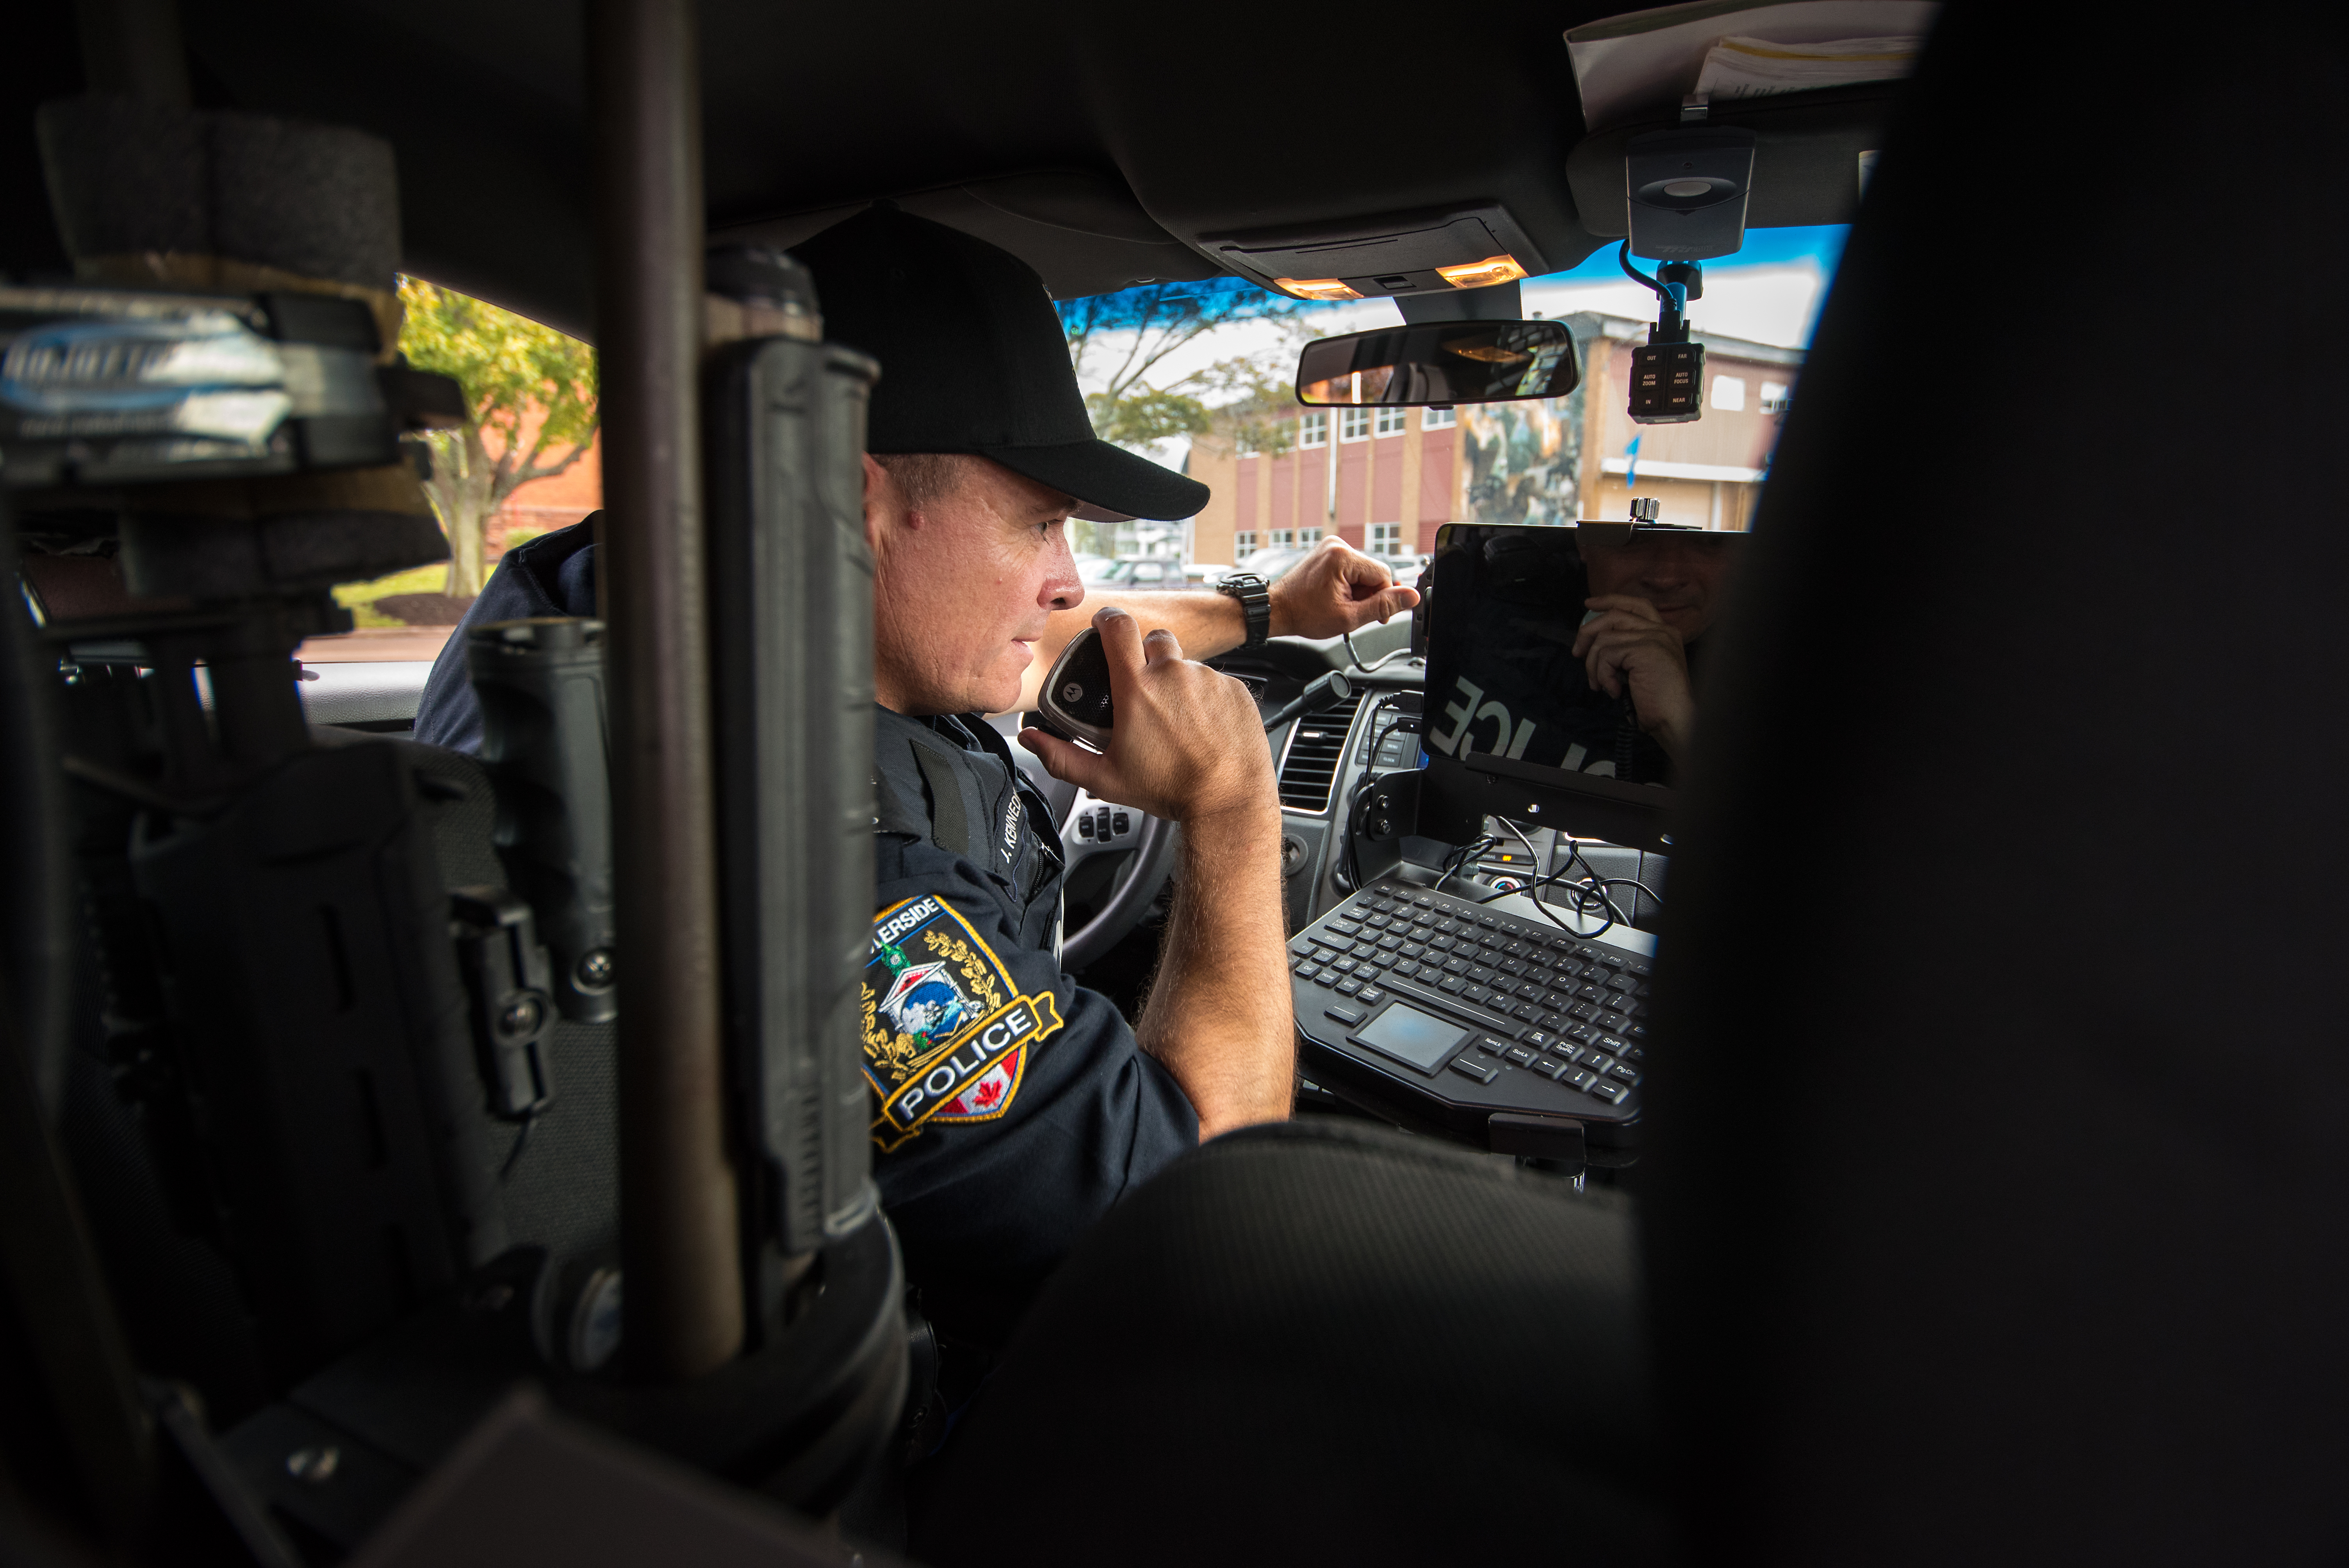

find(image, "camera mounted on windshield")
[1615,114,1755,427]
[1620,246,1709,426]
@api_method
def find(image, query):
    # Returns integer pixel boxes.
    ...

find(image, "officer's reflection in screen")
[1422,524,1736,786]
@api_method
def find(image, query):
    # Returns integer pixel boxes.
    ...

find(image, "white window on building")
[1271,528,1297,547]
[1422,406,1457,429]
[1233,531,1258,555]
[1367,523,1406,558]
[1374,406,1407,436]
[1760,380,1793,413]
[1338,407,1371,442]
[1711,374,1747,412]
[1299,411,1327,447]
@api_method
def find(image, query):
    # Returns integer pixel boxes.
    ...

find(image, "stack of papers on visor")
[1565,0,1941,130]
[1694,33,1925,100]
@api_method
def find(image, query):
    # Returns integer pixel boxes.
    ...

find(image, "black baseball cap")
[792,204,1209,524]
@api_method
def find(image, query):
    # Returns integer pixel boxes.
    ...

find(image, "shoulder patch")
[862,895,1064,1151]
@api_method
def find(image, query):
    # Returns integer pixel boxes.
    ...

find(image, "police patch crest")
[862,895,1062,1151]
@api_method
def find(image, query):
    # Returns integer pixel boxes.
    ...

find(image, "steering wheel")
[1056,790,1179,972]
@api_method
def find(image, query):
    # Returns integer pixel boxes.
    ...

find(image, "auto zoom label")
[862,894,1064,1148]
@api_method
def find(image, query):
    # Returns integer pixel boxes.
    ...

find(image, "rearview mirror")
[1295,320,1578,407]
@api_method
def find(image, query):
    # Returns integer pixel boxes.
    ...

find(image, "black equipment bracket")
[1358,766,1423,845]
[449,887,557,1121]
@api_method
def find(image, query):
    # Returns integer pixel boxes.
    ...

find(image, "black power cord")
[1330,691,1664,939]
[1340,629,1417,675]
[1469,817,1664,941]
[1617,240,1666,298]
[1433,833,1498,894]
[499,1108,540,1183]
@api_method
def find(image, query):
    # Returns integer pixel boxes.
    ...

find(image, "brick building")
[1187,310,1802,563]
[479,406,602,561]
[494,428,602,551]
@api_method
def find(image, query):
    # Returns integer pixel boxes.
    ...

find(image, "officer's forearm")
[1009,594,1244,715]
[1134,801,1295,1140]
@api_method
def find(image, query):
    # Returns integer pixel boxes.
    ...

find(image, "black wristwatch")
[1216,572,1273,651]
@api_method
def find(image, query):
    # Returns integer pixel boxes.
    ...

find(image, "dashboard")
[1218,642,1425,937]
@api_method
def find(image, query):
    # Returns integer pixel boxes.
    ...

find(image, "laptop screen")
[1417,522,1745,796]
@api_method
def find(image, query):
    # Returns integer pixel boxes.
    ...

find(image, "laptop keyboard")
[1288,878,1651,1137]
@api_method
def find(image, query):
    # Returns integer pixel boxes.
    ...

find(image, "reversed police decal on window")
[862,895,1063,1151]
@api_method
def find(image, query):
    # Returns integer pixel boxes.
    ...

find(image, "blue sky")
[1536,223,1850,286]
[1516,222,1850,349]
[1067,223,1855,442]
[1296,223,1854,350]
[1067,223,1849,324]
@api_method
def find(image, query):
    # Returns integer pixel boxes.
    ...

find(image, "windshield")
[1184,225,1845,567]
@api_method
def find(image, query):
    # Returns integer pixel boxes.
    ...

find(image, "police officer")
[415,205,1418,1347]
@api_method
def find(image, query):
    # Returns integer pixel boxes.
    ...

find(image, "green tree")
[1056,278,1320,555]
[397,276,600,598]
[1197,358,1310,460]
[1058,279,1313,455]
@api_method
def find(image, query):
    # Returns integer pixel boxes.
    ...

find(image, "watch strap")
[1218,573,1272,650]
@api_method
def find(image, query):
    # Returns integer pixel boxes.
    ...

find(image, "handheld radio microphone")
[1038,628,1116,748]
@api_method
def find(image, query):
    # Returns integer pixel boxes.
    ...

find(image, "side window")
[1373,406,1407,436]
[1711,375,1747,412]
[323,277,601,665]
[1422,406,1456,429]
[1299,411,1328,448]
[1339,407,1370,442]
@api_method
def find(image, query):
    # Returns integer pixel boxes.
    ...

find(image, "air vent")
[1276,691,1366,812]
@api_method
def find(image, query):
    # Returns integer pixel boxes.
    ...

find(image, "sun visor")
[1562,0,1939,238]
[1568,84,1902,237]
[1566,1,1940,132]
[1201,203,1550,303]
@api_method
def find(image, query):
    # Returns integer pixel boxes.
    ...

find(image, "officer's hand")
[1268,536,1420,640]
[1018,606,1275,825]
[1572,594,1697,761]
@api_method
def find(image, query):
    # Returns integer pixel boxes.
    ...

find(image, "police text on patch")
[880,993,1063,1134]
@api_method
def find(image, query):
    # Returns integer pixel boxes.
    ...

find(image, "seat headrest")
[1643,6,2349,1559]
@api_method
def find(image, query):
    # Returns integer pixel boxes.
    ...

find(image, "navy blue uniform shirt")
[416,517,1199,1343]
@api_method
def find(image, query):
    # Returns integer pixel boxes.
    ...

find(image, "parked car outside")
[1091,557,1189,590]
[1237,545,1314,582]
